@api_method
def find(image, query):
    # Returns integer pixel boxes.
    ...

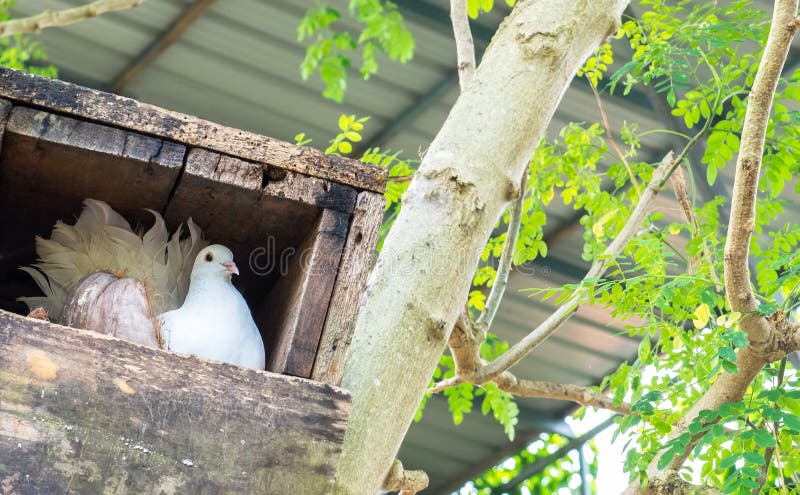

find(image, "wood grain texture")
[261,209,349,378]
[2,105,184,207]
[0,67,386,192]
[0,309,350,494]
[311,192,386,385]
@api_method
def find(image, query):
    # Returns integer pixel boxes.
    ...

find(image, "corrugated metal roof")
[7,0,796,492]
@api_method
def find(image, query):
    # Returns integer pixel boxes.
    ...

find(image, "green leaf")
[468,290,486,311]
[338,141,353,154]
[752,429,776,448]
[742,452,766,466]
[345,131,362,142]
[718,346,737,362]
[782,412,800,432]
[719,453,740,470]
[740,466,761,479]
[657,447,677,470]
[666,87,676,107]
[707,163,718,185]
[721,360,739,374]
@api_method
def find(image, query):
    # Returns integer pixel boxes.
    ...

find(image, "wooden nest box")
[0,67,386,493]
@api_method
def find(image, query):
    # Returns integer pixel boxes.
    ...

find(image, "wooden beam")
[263,208,349,377]
[0,105,185,277]
[0,67,387,192]
[112,0,218,93]
[312,191,386,385]
[0,309,351,494]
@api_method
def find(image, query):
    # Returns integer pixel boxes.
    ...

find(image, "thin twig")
[477,169,530,328]
[0,0,146,37]
[670,163,720,284]
[473,151,675,383]
[671,163,698,233]
[429,310,631,414]
[590,81,640,194]
[492,372,630,415]
[450,0,476,90]
[755,357,786,494]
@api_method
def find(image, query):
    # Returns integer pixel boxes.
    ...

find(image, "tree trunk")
[335,1,629,493]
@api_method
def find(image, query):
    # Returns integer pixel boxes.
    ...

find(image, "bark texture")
[647,471,723,495]
[335,1,628,493]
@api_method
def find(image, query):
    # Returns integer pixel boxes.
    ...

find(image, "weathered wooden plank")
[0,67,387,193]
[0,309,350,494]
[263,167,358,214]
[2,106,184,206]
[168,148,357,213]
[312,192,386,385]
[261,209,349,378]
[0,98,11,144]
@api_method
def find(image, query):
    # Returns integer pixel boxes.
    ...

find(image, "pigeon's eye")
[205,252,214,262]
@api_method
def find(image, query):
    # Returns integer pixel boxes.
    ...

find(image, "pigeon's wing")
[57,272,162,349]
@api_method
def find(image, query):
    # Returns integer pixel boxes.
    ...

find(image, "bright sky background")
[568,409,629,494]
[454,408,630,495]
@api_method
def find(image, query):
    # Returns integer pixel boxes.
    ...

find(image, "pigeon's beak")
[221,261,239,276]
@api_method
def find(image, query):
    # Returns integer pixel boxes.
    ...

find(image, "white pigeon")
[21,199,266,369]
[158,245,266,369]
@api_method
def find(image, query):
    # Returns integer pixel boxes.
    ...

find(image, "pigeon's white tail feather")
[21,199,208,319]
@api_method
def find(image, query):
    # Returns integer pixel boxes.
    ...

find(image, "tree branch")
[429,311,630,414]
[0,0,146,37]
[450,0,476,90]
[477,170,529,328]
[336,2,630,491]
[667,0,800,469]
[493,372,630,415]
[670,163,720,285]
[723,2,799,347]
[381,459,429,495]
[474,151,675,383]
[591,81,640,193]
[670,163,697,231]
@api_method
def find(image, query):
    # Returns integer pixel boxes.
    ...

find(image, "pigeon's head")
[192,244,239,282]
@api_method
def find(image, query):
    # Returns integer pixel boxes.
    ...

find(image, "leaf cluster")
[297,0,414,102]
